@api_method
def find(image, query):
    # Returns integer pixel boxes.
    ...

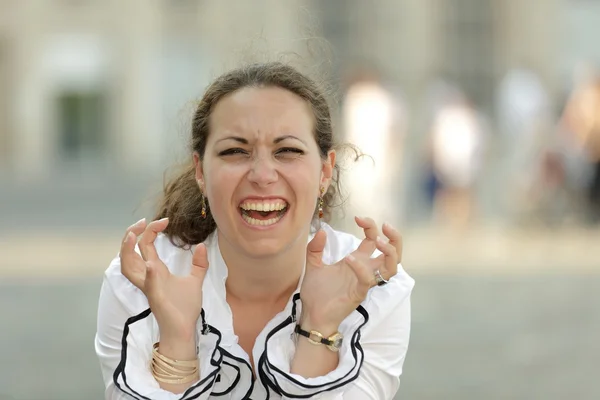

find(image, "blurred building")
[1,0,600,208]
[0,0,306,180]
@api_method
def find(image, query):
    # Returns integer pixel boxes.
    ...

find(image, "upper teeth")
[240,201,287,212]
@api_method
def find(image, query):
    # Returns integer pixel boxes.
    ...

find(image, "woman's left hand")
[299,217,403,333]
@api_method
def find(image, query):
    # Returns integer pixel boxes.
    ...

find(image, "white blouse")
[95,222,415,400]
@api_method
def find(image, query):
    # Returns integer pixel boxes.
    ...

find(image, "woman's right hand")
[120,218,210,341]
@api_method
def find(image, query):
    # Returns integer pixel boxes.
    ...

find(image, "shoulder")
[103,233,194,314]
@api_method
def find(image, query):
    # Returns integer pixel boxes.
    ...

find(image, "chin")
[236,223,308,259]
[240,238,289,259]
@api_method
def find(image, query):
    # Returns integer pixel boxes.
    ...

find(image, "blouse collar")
[200,228,316,301]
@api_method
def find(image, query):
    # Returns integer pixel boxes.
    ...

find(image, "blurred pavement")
[0,226,599,399]
[1,174,599,399]
[0,270,598,399]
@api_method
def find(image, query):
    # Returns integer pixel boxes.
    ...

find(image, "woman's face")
[194,86,335,258]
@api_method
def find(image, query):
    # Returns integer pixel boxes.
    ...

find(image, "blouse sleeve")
[258,265,414,400]
[94,256,222,400]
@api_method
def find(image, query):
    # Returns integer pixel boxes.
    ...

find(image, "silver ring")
[374,270,388,287]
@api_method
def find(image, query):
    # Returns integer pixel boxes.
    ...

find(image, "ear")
[320,150,336,191]
[193,152,205,188]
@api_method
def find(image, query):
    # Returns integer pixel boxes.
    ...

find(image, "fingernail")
[125,231,134,243]
[158,217,169,223]
[134,218,145,226]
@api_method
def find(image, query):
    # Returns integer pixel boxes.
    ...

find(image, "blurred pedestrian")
[427,90,486,227]
[341,69,408,230]
[496,66,552,222]
[561,68,600,223]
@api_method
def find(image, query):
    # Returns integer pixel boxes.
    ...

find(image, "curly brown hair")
[155,62,355,248]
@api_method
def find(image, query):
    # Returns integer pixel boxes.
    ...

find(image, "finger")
[120,231,137,262]
[354,216,379,255]
[144,262,159,301]
[375,236,399,278]
[306,230,327,267]
[120,218,148,288]
[345,254,374,290]
[190,243,210,281]
[120,231,145,288]
[382,222,402,261]
[138,218,169,261]
[121,218,147,245]
[120,218,146,262]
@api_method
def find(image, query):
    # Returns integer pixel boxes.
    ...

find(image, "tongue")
[247,210,277,220]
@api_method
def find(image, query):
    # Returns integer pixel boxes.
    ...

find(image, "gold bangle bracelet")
[152,343,199,368]
[152,355,197,373]
[151,363,198,379]
[151,358,197,376]
[151,364,199,384]
[150,342,199,384]
[151,360,199,384]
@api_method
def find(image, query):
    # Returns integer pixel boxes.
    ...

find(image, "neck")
[217,231,307,304]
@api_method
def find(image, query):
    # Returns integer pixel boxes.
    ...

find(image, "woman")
[95,62,415,399]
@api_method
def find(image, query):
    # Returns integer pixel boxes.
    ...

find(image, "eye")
[218,148,249,156]
[275,147,305,157]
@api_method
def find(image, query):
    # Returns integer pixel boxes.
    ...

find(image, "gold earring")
[200,193,207,219]
[318,186,325,219]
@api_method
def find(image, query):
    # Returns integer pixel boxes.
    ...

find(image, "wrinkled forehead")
[207,86,316,144]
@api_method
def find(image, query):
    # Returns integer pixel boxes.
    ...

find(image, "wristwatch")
[294,325,344,352]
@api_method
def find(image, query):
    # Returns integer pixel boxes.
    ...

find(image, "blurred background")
[1,0,599,399]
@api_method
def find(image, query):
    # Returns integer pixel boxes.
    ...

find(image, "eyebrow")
[274,135,307,145]
[216,136,249,144]
[216,135,307,145]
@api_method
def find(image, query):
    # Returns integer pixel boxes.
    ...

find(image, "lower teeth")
[242,213,282,226]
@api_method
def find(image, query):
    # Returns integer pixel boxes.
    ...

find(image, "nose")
[247,154,278,187]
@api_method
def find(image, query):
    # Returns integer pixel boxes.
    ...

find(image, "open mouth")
[239,200,289,227]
